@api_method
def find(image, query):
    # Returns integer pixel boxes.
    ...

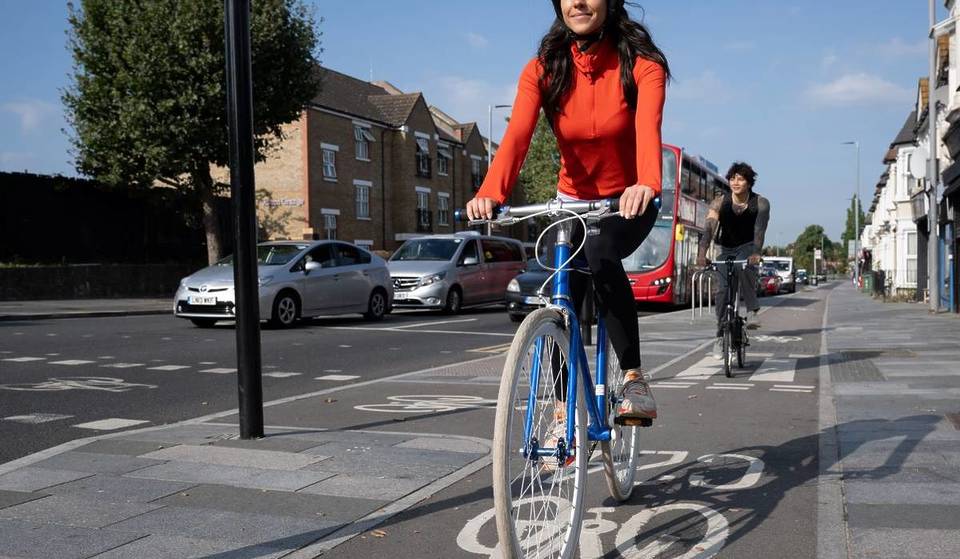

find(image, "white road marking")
[651,382,697,388]
[100,363,144,369]
[706,385,751,391]
[97,356,115,360]
[675,357,722,380]
[771,387,813,393]
[264,372,301,378]
[49,360,95,366]
[789,354,815,359]
[45,334,57,337]
[73,418,149,431]
[315,374,360,381]
[44,353,60,356]
[338,344,352,348]
[747,357,797,383]
[3,357,46,362]
[3,413,74,424]
[331,326,513,338]
[199,368,237,374]
[323,369,343,373]
[198,361,216,365]
[392,318,477,330]
[147,365,191,371]
[713,383,754,387]
[0,351,11,354]
[440,351,452,354]
[776,384,815,389]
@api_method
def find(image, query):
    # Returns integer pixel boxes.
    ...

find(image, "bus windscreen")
[660,147,677,217]
[622,223,672,272]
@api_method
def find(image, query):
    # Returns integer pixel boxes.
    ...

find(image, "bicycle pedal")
[614,416,653,427]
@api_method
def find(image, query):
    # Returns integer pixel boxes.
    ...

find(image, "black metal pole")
[224,0,264,439]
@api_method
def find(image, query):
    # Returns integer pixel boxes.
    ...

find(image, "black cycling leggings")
[546,202,659,399]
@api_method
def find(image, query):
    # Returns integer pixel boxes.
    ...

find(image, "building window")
[437,144,452,176]
[354,125,374,160]
[416,190,431,233]
[905,231,917,284]
[322,148,337,180]
[438,194,450,226]
[355,184,370,219]
[471,158,483,188]
[416,137,432,178]
[323,214,337,240]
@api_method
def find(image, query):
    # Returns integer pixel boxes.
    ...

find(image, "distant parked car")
[796,268,809,285]
[757,268,782,297]
[388,232,525,313]
[505,258,552,322]
[174,241,392,328]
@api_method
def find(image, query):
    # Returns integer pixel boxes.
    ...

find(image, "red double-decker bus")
[623,144,729,305]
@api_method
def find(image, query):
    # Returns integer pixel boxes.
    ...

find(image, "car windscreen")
[773,262,791,271]
[622,224,672,272]
[390,239,462,261]
[217,244,307,266]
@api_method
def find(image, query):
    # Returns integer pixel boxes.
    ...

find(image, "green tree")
[517,112,561,204]
[793,224,834,273]
[63,0,321,264]
[841,196,865,254]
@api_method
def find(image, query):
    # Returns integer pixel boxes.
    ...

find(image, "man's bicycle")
[460,198,656,559]
[693,257,750,377]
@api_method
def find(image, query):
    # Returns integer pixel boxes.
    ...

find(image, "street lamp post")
[842,141,861,288]
[486,104,511,235]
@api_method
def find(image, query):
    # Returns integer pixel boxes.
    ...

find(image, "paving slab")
[89,535,289,559]
[150,483,387,524]
[30,451,163,475]
[0,489,47,511]
[141,444,329,471]
[394,436,490,454]
[45,473,195,503]
[299,473,429,500]
[107,506,340,548]
[0,467,93,492]
[73,439,173,456]
[847,527,960,559]
[125,461,336,492]
[0,519,143,559]
[0,493,161,528]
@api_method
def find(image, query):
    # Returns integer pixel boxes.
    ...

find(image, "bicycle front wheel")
[493,308,587,559]
[722,326,732,377]
[600,336,640,502]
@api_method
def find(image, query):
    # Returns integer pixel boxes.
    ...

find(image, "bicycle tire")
[493,308,587,559]
[600,336,640,502]
[737,320,746,368]
[723,326,732,377]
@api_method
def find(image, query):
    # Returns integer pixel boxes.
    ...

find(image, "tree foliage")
[841,196,865,249]
[793,224,841,273]
[517,112,561,204]
[63,0,321,263]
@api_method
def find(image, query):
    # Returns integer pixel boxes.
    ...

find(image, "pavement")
[0,284,957,557]
[0,298,170,321]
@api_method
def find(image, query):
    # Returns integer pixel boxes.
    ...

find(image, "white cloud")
[669,70,733,103]
[465,32,489,49]
[1,100,58,133]
[806,73,911,106]
[872,37,927,57]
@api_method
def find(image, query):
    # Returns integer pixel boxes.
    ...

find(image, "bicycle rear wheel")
[722,326,732,377]
[493,308,587,559]
[600,336,640,502]
[736,319,746,368]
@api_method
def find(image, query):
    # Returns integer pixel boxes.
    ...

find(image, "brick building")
[235,66,531,252]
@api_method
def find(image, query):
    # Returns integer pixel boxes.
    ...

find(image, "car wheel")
[443,287,462,314]
[269,291,300,328]
[190,318,217,328]
[364,289,387,321]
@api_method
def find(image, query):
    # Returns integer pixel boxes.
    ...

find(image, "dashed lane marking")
[3,414,74,424]
[264,372,302,378]
[100,363,145,369]
[707,385,752,391]
[73,418,149,431]
[392,318,478,330]
[97,356,115,360]
[199,368,237,374]
[2,357,46,362]
[44,353,60,356]
[315,374,360,381]
[747,358,798,383]
[198,361,216,365]
[147,365,191,371]
[49,360,96,366]
[777,384,815,389]
[771,387,814,393]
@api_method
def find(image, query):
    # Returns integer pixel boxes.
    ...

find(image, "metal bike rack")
[691,270,715,319]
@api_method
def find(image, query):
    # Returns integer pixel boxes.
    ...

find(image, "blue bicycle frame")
[523,221,612,463]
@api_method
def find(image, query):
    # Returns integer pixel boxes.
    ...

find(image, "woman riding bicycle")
[466,0,669,422]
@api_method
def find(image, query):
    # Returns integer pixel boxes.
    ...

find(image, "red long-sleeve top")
[477,38,665,204]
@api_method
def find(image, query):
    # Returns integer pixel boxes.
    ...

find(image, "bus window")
[622,223,672,272]
[661,148,677,216]
[681,161,693,194]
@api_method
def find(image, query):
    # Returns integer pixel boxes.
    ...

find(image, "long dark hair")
[539,1,670,124]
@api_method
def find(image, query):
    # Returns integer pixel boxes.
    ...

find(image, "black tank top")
[717,192,758,248]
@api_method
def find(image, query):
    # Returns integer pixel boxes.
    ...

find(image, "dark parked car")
[796,269,809,285]
[505,258,552,322]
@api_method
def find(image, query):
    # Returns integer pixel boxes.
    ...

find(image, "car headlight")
[507,278,520,293]
[418,272,446,287]
[650,277,672,286]
[258,276,274,287]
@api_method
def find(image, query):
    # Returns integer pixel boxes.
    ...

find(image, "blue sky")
[0,1,945,243]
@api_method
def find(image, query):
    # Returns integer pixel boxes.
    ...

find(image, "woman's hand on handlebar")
[466,196,498,221]
[620,185,657,219]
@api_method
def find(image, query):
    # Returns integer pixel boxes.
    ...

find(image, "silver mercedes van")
[387,232,525,313]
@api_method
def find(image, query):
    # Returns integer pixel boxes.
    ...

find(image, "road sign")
[814,248,822,260]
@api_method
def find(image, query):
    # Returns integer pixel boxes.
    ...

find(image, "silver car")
[174,241,392,328]
[388,233,525,313]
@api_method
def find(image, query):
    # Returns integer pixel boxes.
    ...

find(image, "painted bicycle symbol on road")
[354,394,499,414]
[0,376,158,392]
[750,335,802,343]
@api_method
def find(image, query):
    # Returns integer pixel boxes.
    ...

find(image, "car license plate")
[188,296,217,305]
[394,292,408,301]
[524,296,544,305]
